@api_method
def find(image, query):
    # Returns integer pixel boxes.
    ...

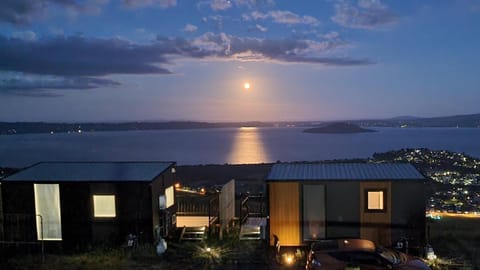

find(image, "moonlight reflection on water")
[227,127,269,164]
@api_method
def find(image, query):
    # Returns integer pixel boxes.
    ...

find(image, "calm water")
[1,127,480,168]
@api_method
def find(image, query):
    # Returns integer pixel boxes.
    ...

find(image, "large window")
[34,184,62,240]
[93,195,116,218]
[159,185,175,210]
[165,185,175,209]
[303,184,325,240]
[366,190,386,211]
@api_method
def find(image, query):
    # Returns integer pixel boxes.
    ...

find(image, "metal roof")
[266,163,424,181]
[2,162,174,182]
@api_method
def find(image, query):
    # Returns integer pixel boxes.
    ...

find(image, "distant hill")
[355,113,480,128]
[388,116,421,121]
[411,113,480,127]
[303,122,377,134]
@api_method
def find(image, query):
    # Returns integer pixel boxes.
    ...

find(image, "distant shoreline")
[1,112,480,135]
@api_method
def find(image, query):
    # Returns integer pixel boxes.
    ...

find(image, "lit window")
[93,195,116,218]
[159,186,176,210]
[367,190,385,211]
[34,184,62,240]
[165,185,174,209]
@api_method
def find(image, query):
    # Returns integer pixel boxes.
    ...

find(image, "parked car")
[305,239,430,270]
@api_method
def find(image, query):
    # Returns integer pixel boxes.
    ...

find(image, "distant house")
[266,163,426,248]
[1,161,176,250]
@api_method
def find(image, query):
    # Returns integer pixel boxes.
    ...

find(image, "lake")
[1,127,480,168]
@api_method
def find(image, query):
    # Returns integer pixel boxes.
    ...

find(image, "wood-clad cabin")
[266,163,426,248]
[1,161,176,250]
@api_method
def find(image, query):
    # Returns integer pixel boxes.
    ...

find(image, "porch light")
[282,253,295,265]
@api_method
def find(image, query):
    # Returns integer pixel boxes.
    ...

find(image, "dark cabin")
[1,161,176,250]
[266,163,426,248]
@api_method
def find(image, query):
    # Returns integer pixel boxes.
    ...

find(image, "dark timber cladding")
[266,163,425,247]
[0,161,176,250]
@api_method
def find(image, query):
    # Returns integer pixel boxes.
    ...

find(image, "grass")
[1,245,170,270]
[428,216,480,269]
[7,218,478,270]
[1,235,271,270]
[4,251,128,270]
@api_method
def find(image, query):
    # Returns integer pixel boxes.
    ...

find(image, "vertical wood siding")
[360,181,392,246]
[268,182,300,246]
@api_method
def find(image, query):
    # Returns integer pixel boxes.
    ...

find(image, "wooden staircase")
[179,226,206,241]
[240,217,266,240]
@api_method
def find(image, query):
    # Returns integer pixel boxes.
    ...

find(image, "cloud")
[233,0,275,8]
[189,32,372,65]
[0,33,372,76]
[0,0,108,25]
[244,10,320,26]
[332,0,397,30]
[0,35,173,77]
[12,31,37,41]
[0,74,120,95]
[322,31,340,40]
[121,0,177,9]
[255,24,268,32]
[200,0,275,10]
[202,15,224,31]
[210,0,232,11]
[0,33,372,94]
[182,24,198,32]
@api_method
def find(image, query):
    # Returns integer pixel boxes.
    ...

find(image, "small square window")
[93,195,116,218]
[366,190,386,211]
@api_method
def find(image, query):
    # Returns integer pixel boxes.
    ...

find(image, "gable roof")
[2,162,175,182]
[266,163,424,181]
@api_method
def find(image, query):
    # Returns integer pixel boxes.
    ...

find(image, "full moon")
[244,82,251,90]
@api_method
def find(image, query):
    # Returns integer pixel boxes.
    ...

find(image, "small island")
[303,122,377,134]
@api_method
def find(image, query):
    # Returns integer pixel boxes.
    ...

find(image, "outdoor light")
[282,253,295,265]
[425,245,437,261]
[174,182,181,189]
[196,245,222,263]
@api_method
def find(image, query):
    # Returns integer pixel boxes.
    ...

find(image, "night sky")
[1,0,479,122]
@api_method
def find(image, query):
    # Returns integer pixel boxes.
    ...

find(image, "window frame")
[364,189,387,213]
[92,194,117,218]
